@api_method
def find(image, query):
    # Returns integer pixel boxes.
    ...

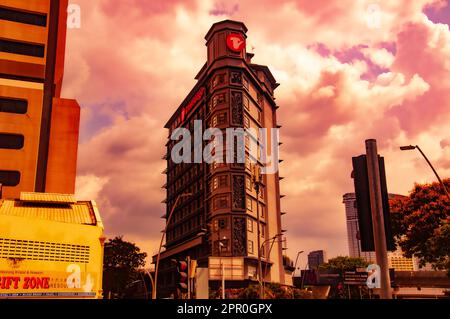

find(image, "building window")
[248,240,254,254]
[220,239,229,252]
[215,195,228,209]
[213,177,218,190]
[218,175,228,188]
[247,198,252,211]
[212,93,226,108]
[247,219,253,232]
[243,96,249,110]
[218,218,227,229]
[0,7,47,27]
[0,133,24,150]
[0,98,28,114]
[230,71,242,85]
[257,109,262,123]
[217,112,227,125]
[212,73,225,88]
[243,77,249,89]
[0,170,20,186]
[246,177,252,190]
[0,39,45,58]
[244,116,250,128]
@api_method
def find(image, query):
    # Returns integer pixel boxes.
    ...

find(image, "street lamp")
[153,192,192,299]
[400,145,449,200]
[251,164,263,299]
[292,250,304,299]
[219,236,227,299]
[259,233,283,299]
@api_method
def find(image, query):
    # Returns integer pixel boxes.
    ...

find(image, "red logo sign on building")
[180,87,206,122]
[226,33,245,52]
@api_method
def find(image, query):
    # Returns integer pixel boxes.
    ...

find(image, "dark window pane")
[0,170,20,186]
[0,7,47,27]
[0,133,24,149]
[0,39,45,57]
[0,98,28,114]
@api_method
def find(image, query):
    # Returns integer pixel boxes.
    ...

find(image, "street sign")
[344,271,368,285]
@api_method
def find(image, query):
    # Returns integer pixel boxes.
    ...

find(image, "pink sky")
[63,0,450,267]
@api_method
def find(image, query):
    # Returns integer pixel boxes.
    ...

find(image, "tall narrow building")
[0,0,79,199]
[156,20,289,297]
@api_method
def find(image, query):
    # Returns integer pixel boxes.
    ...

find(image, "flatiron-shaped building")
[156,20,291,297]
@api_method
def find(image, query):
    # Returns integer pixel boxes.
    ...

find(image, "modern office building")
[155,20,288,297]
[0,0,80,199]
[342,192,422,271]
[343,193,377,263]
[308,250,325,270]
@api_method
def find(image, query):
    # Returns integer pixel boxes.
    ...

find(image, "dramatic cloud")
[64,0,450,267]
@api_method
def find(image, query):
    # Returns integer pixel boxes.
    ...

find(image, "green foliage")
[264,282,291,299]
[390,179,450,273]
[102,236,147,299]
[237,284,260,299]
[319,256,369,272]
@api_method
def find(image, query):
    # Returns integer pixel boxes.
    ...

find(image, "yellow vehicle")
[0,192,104,298]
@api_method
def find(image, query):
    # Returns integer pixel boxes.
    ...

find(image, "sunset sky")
[63,0,450,267]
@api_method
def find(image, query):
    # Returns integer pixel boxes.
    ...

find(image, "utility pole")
[252,164,263,299]
[187,256,191,299]
[365,139,392,299]
[221,261,225,299]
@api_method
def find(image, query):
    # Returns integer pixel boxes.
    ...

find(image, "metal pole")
[365,139,392,299]
[187,256,191,299]
[221,261,225,299]
[256,184,263,299]
[153,193,191,299]
[300,262,307,290]
[415,146,450,200]
[292,250,304,299]
[260,235,282,297]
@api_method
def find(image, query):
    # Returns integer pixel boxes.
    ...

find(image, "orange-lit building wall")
[0,0,79,199]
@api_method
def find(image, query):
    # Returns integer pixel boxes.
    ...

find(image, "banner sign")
[0,266,97,298]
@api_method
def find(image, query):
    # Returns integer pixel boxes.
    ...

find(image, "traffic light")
[351,155,395,252]
[172,259,188,292]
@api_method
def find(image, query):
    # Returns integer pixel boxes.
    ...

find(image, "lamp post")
[259,233,283,299]
[141,268,155,299]
[292,250,304,299]
[153,192,192,299]
[400,145,449,200]
[251,164,263,299]
[219,236,227,299]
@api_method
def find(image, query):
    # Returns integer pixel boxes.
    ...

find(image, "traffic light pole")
[365,139,392,299]
[187,256,191,299]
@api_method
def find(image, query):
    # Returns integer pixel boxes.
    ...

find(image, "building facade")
[0,0,80,199]
[343,193,377,263]
[342,192,424,271]
[308,250,325,270]
[156,20,288,296]
[0,192,104,298]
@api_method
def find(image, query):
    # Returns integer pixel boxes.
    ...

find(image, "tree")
[390,179,450,273]
[319,256,369,299]
[319,256,368,272]
[102,236,147,299]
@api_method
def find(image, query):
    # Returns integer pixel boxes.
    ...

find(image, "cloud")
[63,0,450,267]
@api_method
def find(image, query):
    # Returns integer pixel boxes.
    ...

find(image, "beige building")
[0,0,80,199]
